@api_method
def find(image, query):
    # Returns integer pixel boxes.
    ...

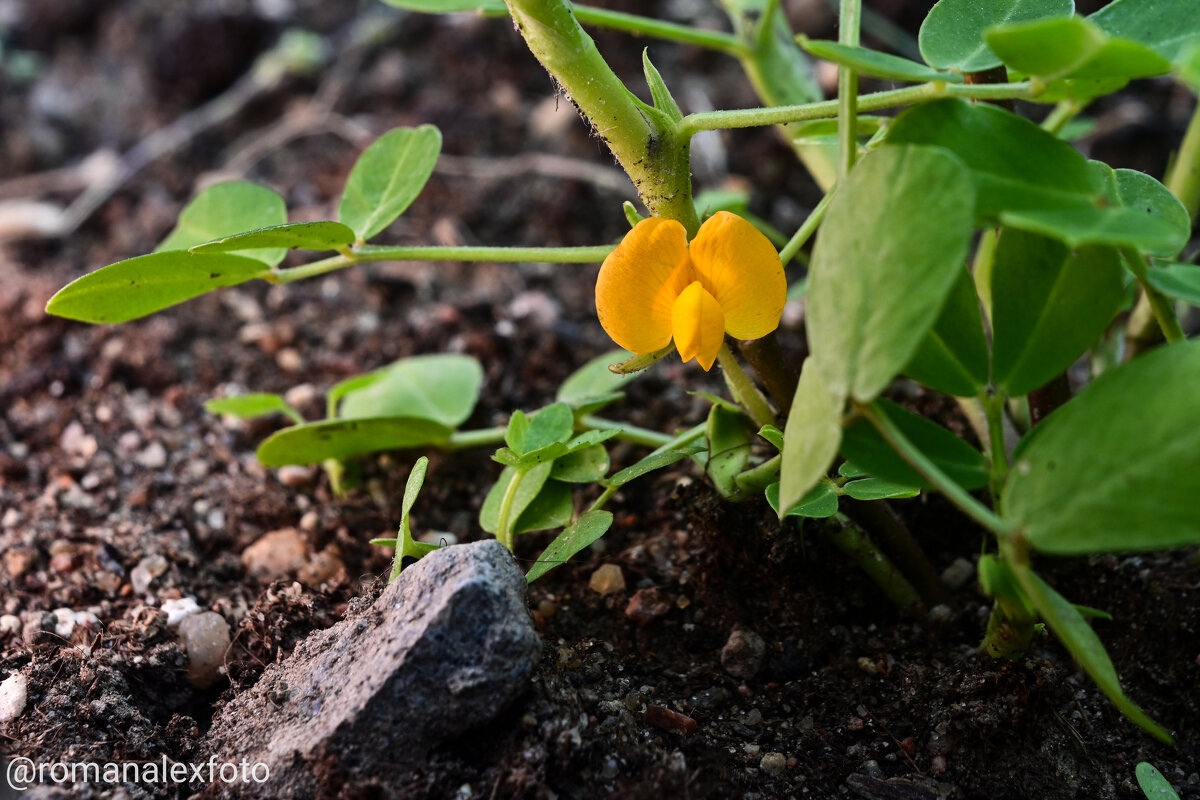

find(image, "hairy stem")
[717,344,777,428]
[840,498,951,608]
[824,516,924,613]
[1122,247,1184,346]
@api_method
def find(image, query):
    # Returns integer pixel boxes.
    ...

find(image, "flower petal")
[672,280,725,371]
[596,218,693,354]
[689,211,787,340]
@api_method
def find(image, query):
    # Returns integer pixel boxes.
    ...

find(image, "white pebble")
[136,441,168,469]
[0,673,28,723]
[0,616,20,636]
[179,612,231,689]
[162,597,202,628]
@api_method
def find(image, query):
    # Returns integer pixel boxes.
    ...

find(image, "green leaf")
[806,144,976,402]
[480,462,553,534]
[706,405,753,499]
[523,403,576,452]
[514,479,573,534]
[798,38,964,83]
[551,445,610,483]
[779,358,846,514]
[506,410,530,453]
[903,265,989,397]
[1013,565,1171,743]
[338,125,442,241]
[990,230,1125,397]
[1145,260,1200,305]
[986,17,1170,82]
[843,478,921,501]
[256,416,453,466]
[838,461,870,479]
[886,100,1188,253]
[1004,340,1200,555]
[157,181,288,265]
[1135,762,1181,800]
[758,424,785,451]
[1089,0,1200,62]
[1178,41,1200,92]
[840,399,989,491]
[525,510,614,583]
[46,251,270,324]
[514,442,569,470]
[381,0,505,11]
[389,456,437,580]
[557,349,637,410]
[336,354,483,428]
[602,446,705,488]
[204,393,302,423]
[189,221,356,254]
[564,429,619,453]
[918,0,1073,73]
[765,481,839,518]
[642,50,683,122]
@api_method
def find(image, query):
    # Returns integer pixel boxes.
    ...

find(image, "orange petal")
[689,211,787,341]
[671,280,725,371]
[595,218,693,354]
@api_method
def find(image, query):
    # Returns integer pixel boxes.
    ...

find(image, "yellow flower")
[596,211,786,371]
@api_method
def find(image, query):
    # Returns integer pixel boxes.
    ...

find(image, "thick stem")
[495,467,527,551]
[737,334,798,414]
[981,390,1010,506]
[840,497,952,608]
[717,344,777,428]
[1122,247,1184,347]
[504,0,699,232]
[824,516,924,613]
[837,0,861,179]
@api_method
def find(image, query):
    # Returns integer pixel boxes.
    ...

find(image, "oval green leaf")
[338,125,442,241]
[189,221,356,254]
[990,230,1125,397]
[556,349,637,409]
[779,358,846,515]
[514,479,574,534]
[602,446,705,488]
[157,181,287,265]
[840,399,989,491]
[204,393,301,423]
[799,38,964,83]
[1145,260,1200,305]
[903,265,989,397]
[806,144,976,402]
[918,0,1073,73]
[1004,339,1200,555]
[707,405,753,499]
[986,16,1171,82]
[525,510,614,583]
[550,445,610,483]
[1090,0,1200,62]
[765,481,839,519]
[46,251,270,324]
[480,461,553,535]
[337,354,483,428]
[256,416,453,466]
[843,478,921,501]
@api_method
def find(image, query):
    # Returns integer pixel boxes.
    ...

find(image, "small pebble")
[179,612,231,689]
[742,708,763,726]
[536,599,557,618]
[3,547,34,579]
[644,704,697,736]
[589,564,626,596]
[241,528,308,581]
[136,441,168,469]
[1,508,21,528]
[51,608,98,638]
[0,672,28,722]
[131,554,169,593]
[0,616,20,637]
[927,603,953,623]
[162,597,202,628]
[297,548,344,586]
[743,743,761,756]
[277,465,314,487]
[721,628,766,680]
[941,557,975,591]
[760,752,787,775]
[625,588,672,626]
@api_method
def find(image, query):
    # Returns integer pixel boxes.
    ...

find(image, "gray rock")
[180,612,231,689]
[200,540,540,798]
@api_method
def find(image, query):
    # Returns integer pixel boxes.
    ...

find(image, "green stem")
[1166,96,1200,222]
[571,5,745,56]
[734,453,781,493]
[579,415,675,448]
[445,427,508,451]
[737,334,798,413]
[495,467,527,551]
[839,497,952,608]
[837,0,861,179]
[858,400,1013,541]
[269,243,614,284]
[504,0,699,232]
[1122,247,1184,345]
[1040,100,1082,136]
[716,343,776,428]
[825,515,923,612]
[678,81,1037,137]
[779,186,834,268]
[585,484,619,515]
[981,390,1009,507]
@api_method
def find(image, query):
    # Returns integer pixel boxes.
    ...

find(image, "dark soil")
[1,1,1198,799]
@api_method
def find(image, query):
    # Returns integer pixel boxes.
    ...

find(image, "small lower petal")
[672,281,725,371]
